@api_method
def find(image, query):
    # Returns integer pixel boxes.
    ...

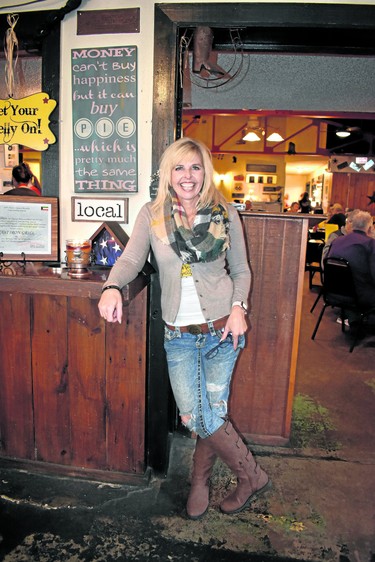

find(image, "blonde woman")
[98,137,270,518]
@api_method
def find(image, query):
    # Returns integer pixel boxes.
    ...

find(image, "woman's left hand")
[221,306,248,350]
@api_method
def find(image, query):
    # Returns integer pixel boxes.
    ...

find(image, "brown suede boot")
[186,436,217,519]
[208,420,271,515]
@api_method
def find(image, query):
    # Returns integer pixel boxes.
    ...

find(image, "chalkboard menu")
[71,46,137,193]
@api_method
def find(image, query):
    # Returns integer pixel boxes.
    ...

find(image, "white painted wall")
[285,175,308,209]
[58,0,155,246]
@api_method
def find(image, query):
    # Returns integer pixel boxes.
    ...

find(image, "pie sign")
[0,93,57,151]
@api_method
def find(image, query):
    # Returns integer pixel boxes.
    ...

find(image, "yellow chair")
[324,223,339,242]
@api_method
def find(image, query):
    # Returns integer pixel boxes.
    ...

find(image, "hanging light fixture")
[242,117,263,142]
[336,128,351,138]
[243,130,261,142]
[266,131,284,142]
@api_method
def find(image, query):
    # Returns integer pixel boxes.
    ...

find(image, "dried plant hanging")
[4,13,19,98]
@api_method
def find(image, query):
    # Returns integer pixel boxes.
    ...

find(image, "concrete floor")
[1,274,375,561]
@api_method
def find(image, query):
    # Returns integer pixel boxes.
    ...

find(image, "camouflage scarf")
[156,190,230,263]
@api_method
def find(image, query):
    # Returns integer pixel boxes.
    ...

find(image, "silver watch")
[232,300,248,312]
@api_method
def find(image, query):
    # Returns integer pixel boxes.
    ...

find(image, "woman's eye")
[175,166,183,171]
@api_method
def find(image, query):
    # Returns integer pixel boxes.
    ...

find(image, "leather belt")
[165,316,228,335]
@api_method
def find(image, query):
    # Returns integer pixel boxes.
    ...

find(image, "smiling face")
[170,153,205,209]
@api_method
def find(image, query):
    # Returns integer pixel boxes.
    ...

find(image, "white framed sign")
[71,197,128,223]
[0,196,58,261]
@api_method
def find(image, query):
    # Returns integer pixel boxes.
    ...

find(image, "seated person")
[322,209,360,265]
[4,162,41,196]
[327,205,346,229]
[314,203,346,240]
[288,201,300,213]
[316,203,346,228]
[327,211,375,323]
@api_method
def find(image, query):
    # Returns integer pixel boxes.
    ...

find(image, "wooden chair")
[311,257,375,352]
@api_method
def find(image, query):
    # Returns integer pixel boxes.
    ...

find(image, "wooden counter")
[0,263,151,483]
[229,212,309,446]
[0,211,311,477]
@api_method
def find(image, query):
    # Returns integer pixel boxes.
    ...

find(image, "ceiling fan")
[330,124,375,155]
[239,118,266,142]
[318,117,362,138]
[335,124,362,138]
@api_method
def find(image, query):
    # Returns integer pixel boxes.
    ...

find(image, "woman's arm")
[222,207,251,347]
[102,204,152,290]
[225,206,251,304]
[98,204,152,323]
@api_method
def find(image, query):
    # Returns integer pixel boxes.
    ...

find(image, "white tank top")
[171,263,206,326]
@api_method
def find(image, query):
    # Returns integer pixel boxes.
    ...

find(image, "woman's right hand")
[98,289,123,324]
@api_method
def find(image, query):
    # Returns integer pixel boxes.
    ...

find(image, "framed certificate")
[0,196,58,261]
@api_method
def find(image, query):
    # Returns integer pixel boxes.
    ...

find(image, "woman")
[298,191,311,213]
[288,201,300,213]
[5,162,42,196]
[98,137,270,519]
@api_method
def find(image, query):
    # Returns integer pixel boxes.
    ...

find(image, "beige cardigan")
[103,202,251,324]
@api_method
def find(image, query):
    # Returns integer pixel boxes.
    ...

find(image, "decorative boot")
[186,435,217,519]
[208,420,271,515]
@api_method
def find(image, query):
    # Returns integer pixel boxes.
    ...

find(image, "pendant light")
[242,117,263,142]
[266,131,284,142]
[243,130,261,142]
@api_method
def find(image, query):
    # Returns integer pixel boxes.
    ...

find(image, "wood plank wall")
[0,284,148,481]
[229,213,308,445]
[331,173,375,214]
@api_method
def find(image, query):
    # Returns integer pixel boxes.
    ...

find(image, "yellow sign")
[0,93,57,151]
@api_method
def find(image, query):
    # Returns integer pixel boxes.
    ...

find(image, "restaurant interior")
[181,109,375,214]
[0,4,374,480]
[1,13,375,216]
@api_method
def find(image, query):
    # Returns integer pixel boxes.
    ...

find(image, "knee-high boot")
[208,420,271,515]
[186,435,217,519]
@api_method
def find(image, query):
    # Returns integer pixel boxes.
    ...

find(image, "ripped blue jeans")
[164,326,245,438]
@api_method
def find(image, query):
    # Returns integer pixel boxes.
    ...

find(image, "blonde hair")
[330,203,343,214]
[151,137,227,216]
